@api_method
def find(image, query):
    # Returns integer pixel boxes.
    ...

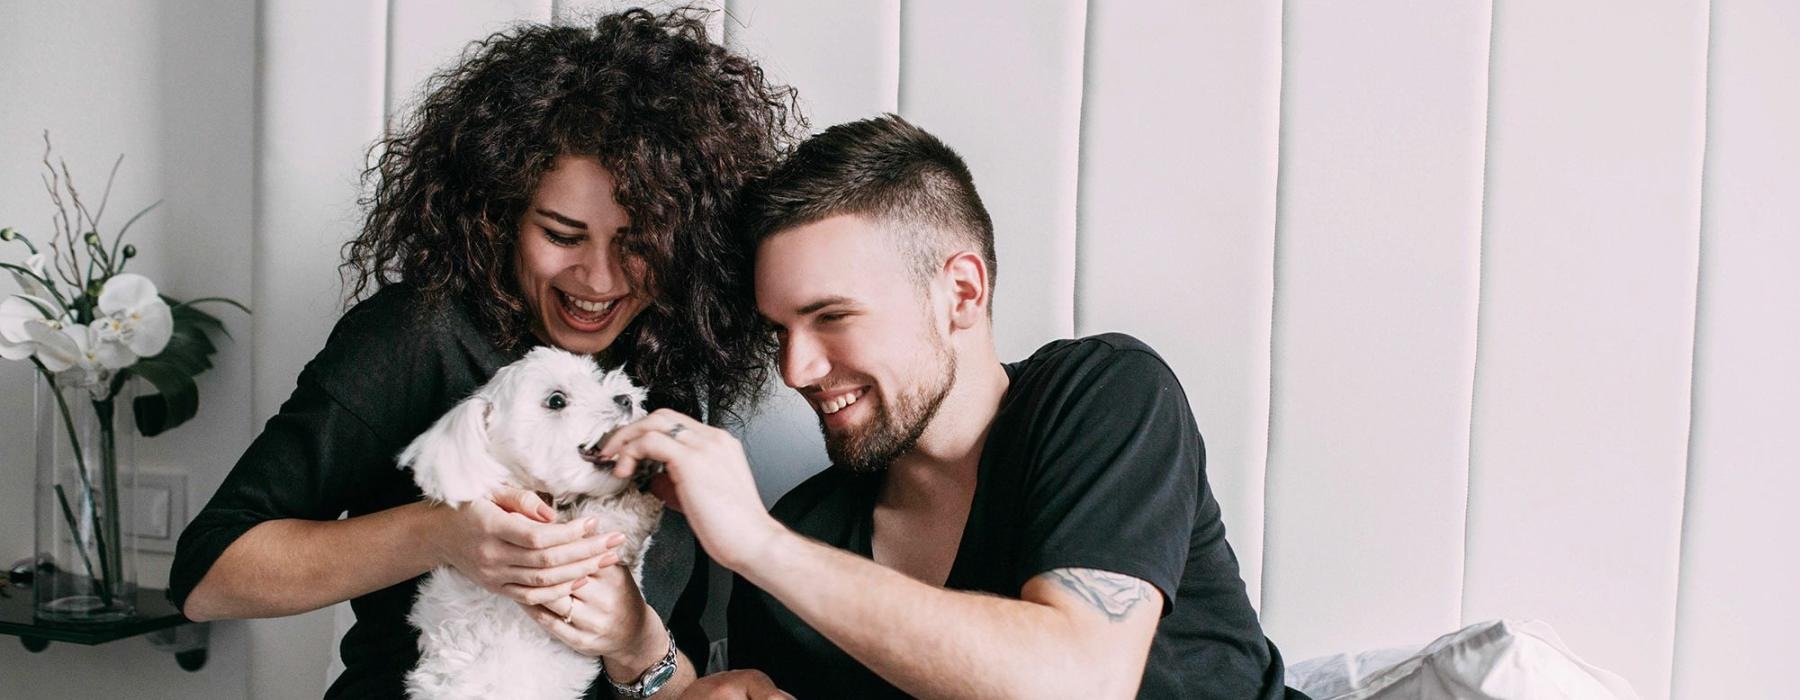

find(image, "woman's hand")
[521,564,664,673]
[425,486,625,606]
[683,670,794,700]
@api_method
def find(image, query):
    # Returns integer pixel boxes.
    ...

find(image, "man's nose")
[780,332,828,390]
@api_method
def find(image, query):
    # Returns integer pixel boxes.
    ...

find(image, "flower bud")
[84,231,101,246]
[122,245,137,259]
[0,228,15,241]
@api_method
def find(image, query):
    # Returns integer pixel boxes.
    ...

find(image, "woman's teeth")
[560,291,614,319]
[821,389,866,415]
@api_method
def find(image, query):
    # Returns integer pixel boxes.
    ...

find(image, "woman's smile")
[554,288,625,332]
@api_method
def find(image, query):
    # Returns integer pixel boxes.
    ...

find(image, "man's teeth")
[821,389,865,415]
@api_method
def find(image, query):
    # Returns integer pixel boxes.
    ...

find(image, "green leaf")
[181,326,218,357]
[125,294,242,436]
[128,359,200,437]
[167,296,232,340]
[148,332,213,376]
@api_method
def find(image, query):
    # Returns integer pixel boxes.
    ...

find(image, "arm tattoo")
[1042,568,1151,623]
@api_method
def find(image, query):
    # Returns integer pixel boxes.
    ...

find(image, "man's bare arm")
[741,528,1162,699]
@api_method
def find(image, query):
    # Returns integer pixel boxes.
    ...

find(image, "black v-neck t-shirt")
[727,334,1294,699]
[168,284,710,699]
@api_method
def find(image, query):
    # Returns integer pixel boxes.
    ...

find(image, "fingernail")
[572,577,588,590]
[583,518,598,534]
[606,533,626,546]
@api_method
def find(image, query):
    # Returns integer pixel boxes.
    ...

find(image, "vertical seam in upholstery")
[381,0,398,133]
[1258,0,1290,614]
[1669,1,1715,696]
[720,0,739,48]
[895,0,910,116]
[248,0,267,427]
[1072,0,1095,335]
[883,0,901,115]
[1460,0,1500,628]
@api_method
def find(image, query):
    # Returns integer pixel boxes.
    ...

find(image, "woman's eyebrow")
[536,208,588,230]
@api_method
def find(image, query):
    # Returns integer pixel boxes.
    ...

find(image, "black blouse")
[168,284,709,699]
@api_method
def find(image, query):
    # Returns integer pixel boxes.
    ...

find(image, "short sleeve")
[166,361,394,612]
[1013,342,1202,614]
[167,286,489,614]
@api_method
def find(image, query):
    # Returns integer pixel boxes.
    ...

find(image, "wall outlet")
[132,470,187,554]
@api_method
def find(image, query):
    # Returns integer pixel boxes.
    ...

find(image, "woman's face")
[515,155,649,356]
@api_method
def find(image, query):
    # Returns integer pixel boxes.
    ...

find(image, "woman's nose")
[576,240,627,294]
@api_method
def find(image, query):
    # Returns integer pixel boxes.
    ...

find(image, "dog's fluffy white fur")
[397,347,663,700]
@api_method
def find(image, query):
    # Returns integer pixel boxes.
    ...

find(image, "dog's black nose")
[613,394,633,410]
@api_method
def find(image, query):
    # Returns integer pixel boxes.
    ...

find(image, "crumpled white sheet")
[1287,619,1640,700]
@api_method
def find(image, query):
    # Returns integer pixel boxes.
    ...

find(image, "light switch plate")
[132,471,187,554]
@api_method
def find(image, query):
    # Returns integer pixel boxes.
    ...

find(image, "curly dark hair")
[342,7,804,421]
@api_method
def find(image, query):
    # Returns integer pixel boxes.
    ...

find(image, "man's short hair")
[741,114,997,302]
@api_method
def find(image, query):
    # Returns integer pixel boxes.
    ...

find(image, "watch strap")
[604,631,678,698]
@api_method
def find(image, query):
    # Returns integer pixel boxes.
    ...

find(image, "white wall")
[0,2,257,697]
[3,2,1795,699]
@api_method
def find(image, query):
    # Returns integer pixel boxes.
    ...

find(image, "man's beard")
[824,340,957,473]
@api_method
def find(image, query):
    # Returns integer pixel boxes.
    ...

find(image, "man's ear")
[398,395,507,505]
[942,250,990,330]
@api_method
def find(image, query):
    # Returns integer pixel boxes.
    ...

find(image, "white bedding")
[1288,619,1640,700]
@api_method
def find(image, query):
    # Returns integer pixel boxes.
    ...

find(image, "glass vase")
[33,370,138,623]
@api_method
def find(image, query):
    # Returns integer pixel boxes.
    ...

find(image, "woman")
[169,9,801,698]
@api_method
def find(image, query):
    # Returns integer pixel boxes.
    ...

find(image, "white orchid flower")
[0,295,46,360]
[91,273,173,368]
[24,319,105,388]
[10,253,55,301]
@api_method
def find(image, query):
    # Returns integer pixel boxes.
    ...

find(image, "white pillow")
[1288,619,1640,700]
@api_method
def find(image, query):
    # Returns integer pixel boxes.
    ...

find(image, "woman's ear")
[398,395,507,505]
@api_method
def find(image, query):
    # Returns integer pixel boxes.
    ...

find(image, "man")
[600,115,1299,698]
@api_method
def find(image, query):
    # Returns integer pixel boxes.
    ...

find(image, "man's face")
[755,214,957,472]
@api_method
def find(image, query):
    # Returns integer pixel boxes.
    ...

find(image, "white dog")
[398,346,663,700]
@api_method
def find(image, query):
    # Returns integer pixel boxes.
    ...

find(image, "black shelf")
[0,586,208,670]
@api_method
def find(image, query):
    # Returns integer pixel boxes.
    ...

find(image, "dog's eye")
[544,391,568,411]
[613,394,633,410]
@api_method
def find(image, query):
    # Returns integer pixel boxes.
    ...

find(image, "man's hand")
[598,409,785,569]
[426,486,625,606]
[683,670,794,700]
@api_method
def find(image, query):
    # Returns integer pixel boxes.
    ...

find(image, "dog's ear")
[398,395,506,505]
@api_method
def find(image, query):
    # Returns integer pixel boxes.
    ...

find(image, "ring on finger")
[666,422,687,441]
[560,595,575,624]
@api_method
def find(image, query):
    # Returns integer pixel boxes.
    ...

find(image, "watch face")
[641,663,677,694]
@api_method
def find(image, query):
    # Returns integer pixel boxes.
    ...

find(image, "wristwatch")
[604,631,678,698]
